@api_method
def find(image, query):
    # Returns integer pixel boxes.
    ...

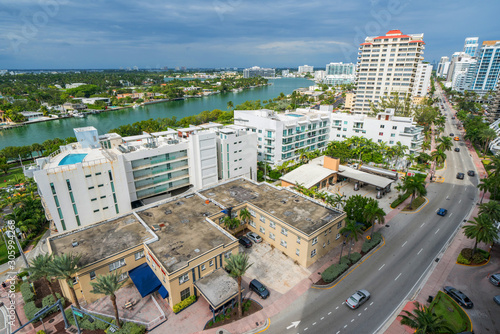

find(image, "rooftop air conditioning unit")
[72,239,79,247]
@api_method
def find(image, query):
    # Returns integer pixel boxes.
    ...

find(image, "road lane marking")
[364,307,368,311]
[435,229,440,234]
[328,312,332,315]
[420,223,425,227]
[304,328,308,331]
[370,302,373,306]
[313,322,316,326]
[379,264,385,271]
[344,325,348,328]
[351,319,354,322]
[336,332,340,334]
[402,241,407,247]
[321,317,324,320]
[453,184,455,188]
[358,313,362,317]
[418,248,423,255]
[459,199,461,203]
[337,306,340,309]
[395,273,402,281]
[449,213,453,217]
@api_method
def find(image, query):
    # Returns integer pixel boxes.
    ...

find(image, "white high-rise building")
[353,29,425,114]
[436,56,450,78]
[463,37,479,57]
[450,55,477,92]
[243,66,275,78]
[323,62,356,86]
[234,108,331,166]
[25,124,257,233]
[298,65,314,74]
[471,40,500,95]
[413,63,433,97]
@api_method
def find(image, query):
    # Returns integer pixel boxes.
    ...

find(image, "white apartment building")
[330,108,423,154]
[25,124,257,233]
[471,40,500,95]
[314,70,326,81]
[463,37,479,57]
[450,56,477,92]
[243,66,276,78]
[354,29,425,114]
[234,108,331,166]
[413,63,432,97]
[436,56,450,78]
[323,62,356,86]
[298,65,314,74]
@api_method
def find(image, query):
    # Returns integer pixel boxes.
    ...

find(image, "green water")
[0,78,312,149]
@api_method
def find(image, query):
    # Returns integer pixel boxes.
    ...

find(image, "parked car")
[238,236,252,248]
[454,147,460,152]
[494,295,500,306]
[489,273,500,286]
[437,208,448,216]
[346,289,371,309]
[249,279,270,299]
[246,232,262,243]
[467,170,475,177]
[443,286,473,308]
[456,173,465,180]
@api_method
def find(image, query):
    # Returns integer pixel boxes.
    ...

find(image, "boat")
[73,113,85,118]
[133,104,140,109]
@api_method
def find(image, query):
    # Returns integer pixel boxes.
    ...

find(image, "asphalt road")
[265,91,480,334]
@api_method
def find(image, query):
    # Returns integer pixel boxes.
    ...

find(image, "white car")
[246,232,262,243]
[346,289,370,309]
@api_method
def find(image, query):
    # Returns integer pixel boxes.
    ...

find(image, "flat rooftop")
[49,214,153,268]
[137,194,234,274]
[280,160,337,189]
[199,179,344,236]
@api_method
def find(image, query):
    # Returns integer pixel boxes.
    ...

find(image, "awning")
[128,263,163,298]
[158,285,169,299]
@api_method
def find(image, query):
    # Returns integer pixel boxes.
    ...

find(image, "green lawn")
[0,167,26,188]
[430,291,472,333]
[403,196,426,211]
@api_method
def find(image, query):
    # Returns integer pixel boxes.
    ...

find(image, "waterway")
[0,78,312,149]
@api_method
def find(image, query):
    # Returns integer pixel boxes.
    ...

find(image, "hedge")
[390,192,411,209]
[42,293,65,316]
[362,232,382,253]
[112,320,147,334]
[321,263,349,283]
[457,253,471,265]
[64,309,113,330]
[348,252,362,263]
[173,295,196,313]
[20,282,34,303]
[24,301,40,320]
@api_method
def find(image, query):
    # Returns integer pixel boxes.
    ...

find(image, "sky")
[0,0,499,69]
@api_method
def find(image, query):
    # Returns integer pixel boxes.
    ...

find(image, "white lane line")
[344,325,348,328]
[304,328,308,331]
[379,264,385,271]
[435,228,440,234]
[420,223,425,227]
[336,306,340,309]
[313,322,316,326]
[321,317,324,320]
[453,184,455,188]
[370,302,374,306]
[351,319,355,323]
[328,312,332,315]
[358,313,362,317]
[395,273,402,281]
[417,248,423,255]
[449,213,453,217]
[402,241,407,247]
[364,307,368,311]
[459,199,461,203]
[336,332,340,334]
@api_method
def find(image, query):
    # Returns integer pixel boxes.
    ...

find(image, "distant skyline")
[1,0,499,69]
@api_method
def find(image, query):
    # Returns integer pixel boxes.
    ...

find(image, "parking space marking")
[378,264,385,271]
[395,273,402,281]
[401,241,407,247]
[435,228,440,234]
[418,248,423,255]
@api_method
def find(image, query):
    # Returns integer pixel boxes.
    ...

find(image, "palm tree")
[90,271,127,329]
[29,254,58,303]
[399,301,453,334]
[462,214,498,258]
[478,177,494,203]
[225,253,253,318]
[402,176,427,208]
[326,193,346,209]
[486,155,500,178]
[478,201,500,223]
[430,149,446,170]
[393,142,408,170]
[226,101,234,111]
[239,208,252,225]
[275,160,290,175]
[436,136,453,152]
[296,148,310,164]
[339,220,363,261]
[479,127,497,154]
[48,253,82,309]
[364,199,386,238]
[421,141,431,151]
[222,216,240,230]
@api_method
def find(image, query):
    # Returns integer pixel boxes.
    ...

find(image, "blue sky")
[0,0,499,69]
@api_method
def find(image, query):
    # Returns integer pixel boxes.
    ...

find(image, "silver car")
[346,289,370,309]
[246,232,262,243]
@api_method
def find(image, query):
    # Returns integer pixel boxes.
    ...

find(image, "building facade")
[470,40,500,95]
[412,63,432,97]
[298,65,314,74]
[243,66,276,78]
[463,37,479,57]
[436,56,450,78]
[353,30,425,114]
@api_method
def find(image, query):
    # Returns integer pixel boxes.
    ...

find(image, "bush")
[460,248,473,259]
[390,192,411,209]
[42,293,64,315]
[64,309,113,330]
[242,299,251,313]
[37,331,46,334]
[340,256,351,265]
[173,295,196,313]
[457,253,471,265]
[20,282,34,303]
[472,252,487,264]
[114,321,147,334]
[17,271,29,280]
[362,232,382,253]
[24,301,41,320]
[321,263,349,283]
[348,252,362,264]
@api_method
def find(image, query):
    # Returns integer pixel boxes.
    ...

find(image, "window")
[93,209,99,213]
[392,126,397,130]
[118,272,128,282]
[225,251,232,259]
[269,221,276,229]
[391,133,396,137]
[260,226,265,234]
[337,222,342,229]
[209,260,214,267]
[269,232,275,240]
[248,209,256,217]
[91,198,97,202]
[100,195,106,199]
[296,249,300,256]
[179,273,189,284]
[88,186,94,190]
[95,172,101,176]
[311,249,317,258]
[72,277,78,285]
[180,287,190,301]
[135,251,144,260]
[259,216,266,223]
[379,132,384,136]
[297,236,301,244]
[380,125,385,128]
[323,243,326,248]
[249,221,256,228]
[85,174,91,178]
[336,233,341,240]
[312,237,318,245]
[280,239,287,248]
[281,227,288,236]
[328,228,332,233]
[98,184,104,188]
[109,259,125,271]
[201,264,206,271]
[66,179,72,191]
[90,271,96,280]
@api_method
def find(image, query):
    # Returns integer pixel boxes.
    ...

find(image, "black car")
[489,273,500,286]
[443,286,473,308]
[456,173,465,180]
[467,170,475,177]
[249,279,270,299]
[449,133,454,136]
[238,236,252,248]
[454,147,460,152]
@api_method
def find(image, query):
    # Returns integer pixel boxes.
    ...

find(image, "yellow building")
[344,92,355,110]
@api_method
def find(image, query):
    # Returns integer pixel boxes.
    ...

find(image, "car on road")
[494,295,500,306]
[437,208,448,216]
[346,289,370,309]
[443,286,473,308]
[246,232,262,243]
[489,273,500,286]
[454,147,460,152]
[238,236,252,248]
[249,279,270,299]
[456,173,465,180]
[467,170,475,177]
[450,133,455,137]
[452,116,455,119]
[454,136,460,141]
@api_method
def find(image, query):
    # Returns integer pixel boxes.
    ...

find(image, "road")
[265,89,480,334]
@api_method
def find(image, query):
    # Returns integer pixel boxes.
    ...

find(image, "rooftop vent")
[294,199,300,203]
[164,210,172,215]
[181,219,189,224]
[143,212,153,217]
[176,201,184,206]
[281,200,287,204]
[71,239,79,247]
[306,218,312,222]
[194,249,200,253]
[152,224,160,231]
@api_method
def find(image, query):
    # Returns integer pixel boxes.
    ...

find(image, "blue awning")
[158,285,169,299]
[128,263,163,298]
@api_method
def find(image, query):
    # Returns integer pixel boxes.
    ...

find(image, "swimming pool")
[286,114,304,117]
[58,154,88,166]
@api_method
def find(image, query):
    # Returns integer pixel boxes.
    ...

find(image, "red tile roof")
[409,40,425,44]
[374,34,411,40]
[359,42,372,46]
[386,29,403,35]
